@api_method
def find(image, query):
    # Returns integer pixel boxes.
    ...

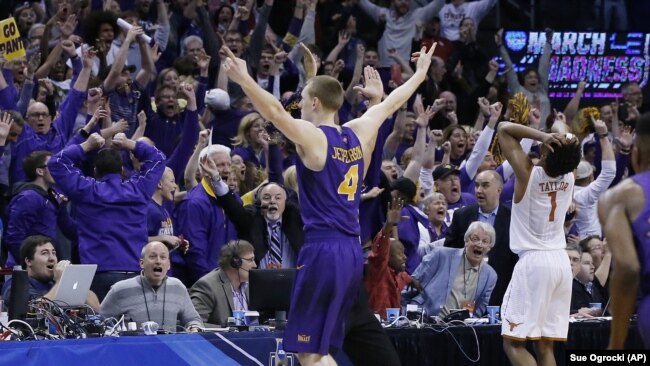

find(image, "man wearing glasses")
[445,169,516,307]
[189,240,258,327]
[8,46,93,184]
[407,221,497,319]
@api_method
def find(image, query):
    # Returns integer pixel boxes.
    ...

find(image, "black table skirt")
[387,321,643,365]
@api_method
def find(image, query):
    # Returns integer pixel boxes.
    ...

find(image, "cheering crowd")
[0,0,649,365]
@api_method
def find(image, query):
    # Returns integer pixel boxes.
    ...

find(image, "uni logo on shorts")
[297,334,311,343]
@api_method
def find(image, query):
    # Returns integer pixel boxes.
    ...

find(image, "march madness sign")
[502,30,650,99]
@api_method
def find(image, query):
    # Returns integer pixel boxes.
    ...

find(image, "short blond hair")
[305,76,344,112]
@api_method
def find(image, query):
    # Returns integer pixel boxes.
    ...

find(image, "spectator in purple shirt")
[48,132,166,300]
[5,150,76,267]
[103,25,156,136]
[10,45,93,184]
[143,53,208,157]
[173,144,237,287]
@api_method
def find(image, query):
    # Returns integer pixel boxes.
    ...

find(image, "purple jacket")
[4,183,75,267]
[173,183,237,284]
[143,77,206,157]
[48,142,166,271]
[11,89,86,184]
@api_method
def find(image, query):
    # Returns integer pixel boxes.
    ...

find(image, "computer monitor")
[8,269,30,320]
[249,269,295,313]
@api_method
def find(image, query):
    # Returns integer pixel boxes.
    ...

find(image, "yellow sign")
[0,18,26,61]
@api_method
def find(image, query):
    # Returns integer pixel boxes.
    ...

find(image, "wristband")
[598,133,608,139]
[79,129,90,138]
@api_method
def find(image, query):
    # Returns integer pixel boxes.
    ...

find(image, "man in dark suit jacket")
[444,170,518,306]
[190,240,256,327]
[217,182,303,268]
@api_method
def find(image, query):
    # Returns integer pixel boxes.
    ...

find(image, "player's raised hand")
[353,66,383,102]
[410,43,437,75]
[221,45,250,85]
[299,43,318,81]
[542,133,565,152]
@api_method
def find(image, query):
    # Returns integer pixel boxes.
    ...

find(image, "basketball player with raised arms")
[497,113,581,366]
[599,114,650,349]
[220,42,435,365]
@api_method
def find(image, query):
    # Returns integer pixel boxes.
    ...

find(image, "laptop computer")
[52,264,97,307]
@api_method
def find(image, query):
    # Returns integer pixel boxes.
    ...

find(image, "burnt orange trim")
[502,335,567,342]
[540,336,567,341]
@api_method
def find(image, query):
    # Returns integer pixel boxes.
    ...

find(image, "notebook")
[52,264,97,307]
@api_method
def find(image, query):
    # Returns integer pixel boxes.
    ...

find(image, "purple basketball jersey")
[631,172,650,296]
[296,126,365,236]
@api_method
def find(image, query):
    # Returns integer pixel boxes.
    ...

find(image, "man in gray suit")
[409,221,497,318]
[189,240,257,327]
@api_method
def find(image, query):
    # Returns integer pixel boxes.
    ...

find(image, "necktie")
[586,282,593,295]
[269,223,283,266]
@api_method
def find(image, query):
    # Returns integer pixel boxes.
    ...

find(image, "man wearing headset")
[100,241,203,332]
[189,240,257,327]
[212,177,303,269]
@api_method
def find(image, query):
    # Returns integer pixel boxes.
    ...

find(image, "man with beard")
[210,178,303,269]
[357,0,444,69]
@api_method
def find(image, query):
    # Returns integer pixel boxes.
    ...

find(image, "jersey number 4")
[337,165,359,201]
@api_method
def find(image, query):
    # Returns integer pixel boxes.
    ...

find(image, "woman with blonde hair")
[231,112,267,168]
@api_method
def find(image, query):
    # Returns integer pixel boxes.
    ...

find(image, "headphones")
[229,240,242,269]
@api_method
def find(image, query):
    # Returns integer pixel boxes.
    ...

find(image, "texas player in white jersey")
[496,113,581,366]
